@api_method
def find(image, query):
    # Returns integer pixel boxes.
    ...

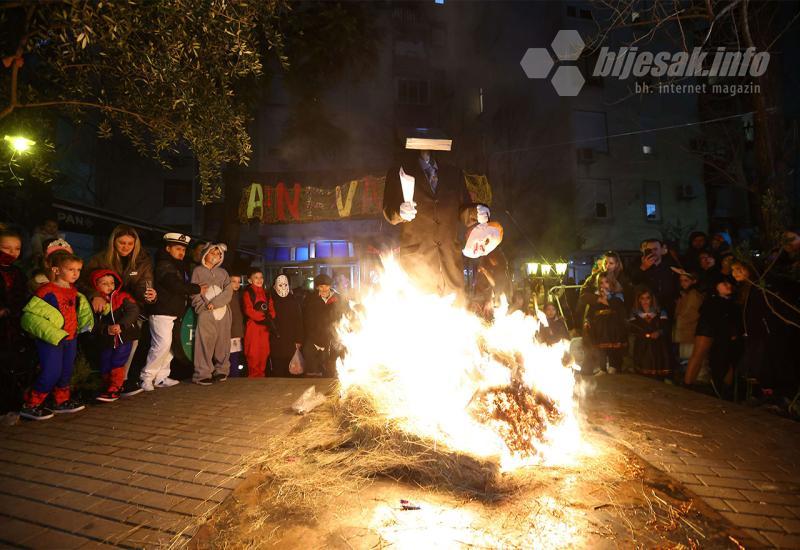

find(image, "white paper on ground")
[292,385,326,414]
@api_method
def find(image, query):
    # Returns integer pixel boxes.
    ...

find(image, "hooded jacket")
[90,269,141,348]
[150,248,201,317]
[190,243,232,317]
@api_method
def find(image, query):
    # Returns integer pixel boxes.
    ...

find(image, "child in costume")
[20,252,93,420]
[189,243,232,385]
[90,269,140,402]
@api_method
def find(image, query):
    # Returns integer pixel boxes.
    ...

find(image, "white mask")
[274,275,290,298]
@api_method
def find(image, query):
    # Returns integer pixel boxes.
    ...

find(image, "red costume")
[242,286,274,377]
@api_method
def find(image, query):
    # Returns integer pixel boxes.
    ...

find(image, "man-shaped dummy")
[382,132,490,299]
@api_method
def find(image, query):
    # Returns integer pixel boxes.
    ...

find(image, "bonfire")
[250,256,584,513]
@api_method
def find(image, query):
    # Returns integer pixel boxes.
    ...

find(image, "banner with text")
[238,172,492,224]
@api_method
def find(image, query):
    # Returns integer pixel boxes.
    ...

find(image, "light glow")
[4,135,35,154]
[336,256,584,470]
[541,264,553,276]
[526,262,539,276]
[555,262,568,275]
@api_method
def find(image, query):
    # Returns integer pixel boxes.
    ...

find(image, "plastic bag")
[289,348,305,375]
[291,385,326,415]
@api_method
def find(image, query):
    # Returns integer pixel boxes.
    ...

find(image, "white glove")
[399,201,417,222]
[477,204,490,224]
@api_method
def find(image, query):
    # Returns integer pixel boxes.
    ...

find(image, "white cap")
[163,232,191,246]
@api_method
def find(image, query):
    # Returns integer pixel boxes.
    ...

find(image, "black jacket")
[270,290,304,358]
[149,249,201,317]
[303,292,344,348]
[696,294,741,341]
[631,261,679,317]
[383,156,476,297]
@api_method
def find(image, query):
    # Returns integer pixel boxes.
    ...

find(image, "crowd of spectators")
[2,217,799,423]
[0,220,344,422]
[546,230,800,409]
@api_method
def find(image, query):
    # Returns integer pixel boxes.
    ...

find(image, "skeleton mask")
[274,275,290,298]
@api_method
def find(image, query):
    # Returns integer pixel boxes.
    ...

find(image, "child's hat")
[45,238,73,258]
[163,232,191,246]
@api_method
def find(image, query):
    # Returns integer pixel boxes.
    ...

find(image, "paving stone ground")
[0,378,314,549]
[582,375,800,549]
[1,375,798,549]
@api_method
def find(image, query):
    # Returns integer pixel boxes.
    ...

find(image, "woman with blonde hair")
[80,225,157,396]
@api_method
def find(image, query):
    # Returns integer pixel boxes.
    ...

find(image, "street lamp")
[526,262,540,276]
[4,135,36,154]
[555,262,568,276]
[540,264,553,276]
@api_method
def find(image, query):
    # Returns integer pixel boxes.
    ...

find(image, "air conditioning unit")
[576,148,594,163]
[677,183,698,200]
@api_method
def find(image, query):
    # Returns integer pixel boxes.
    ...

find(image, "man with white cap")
[140,233,207,391]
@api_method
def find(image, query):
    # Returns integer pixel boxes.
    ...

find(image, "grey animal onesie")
[190,244,232,381]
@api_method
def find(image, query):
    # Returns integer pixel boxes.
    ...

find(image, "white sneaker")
[155,377,180,388]
[141,379,155,392]
[607,367,618,375]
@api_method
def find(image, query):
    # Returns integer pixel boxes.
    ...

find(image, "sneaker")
[607,366,618,375]
[155,377,180,388]
[194,378,213,386]
[120,381,144,397]
[141,379,155,392]
[96,390,120,403]
[52,400,85,414]
[19,406,54,421]
[211,373,228,383]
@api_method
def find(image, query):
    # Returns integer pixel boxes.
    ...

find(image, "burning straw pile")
[240,257,581,520]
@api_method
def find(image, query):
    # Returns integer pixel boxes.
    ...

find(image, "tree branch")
[0,4,35,119]
[13,100,156,127]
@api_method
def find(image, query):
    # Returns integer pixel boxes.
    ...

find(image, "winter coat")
[629,308,670,376]
[150,248,201,317]
[21,285,93,346]
[230,289,245,340]
[383,157,477,297]
[303,291,344,349]
[696,265,723,295]
[673,288,704,344]
[80,249,154,307]
[631,261,679,317]
[584,295,628,348]
[89,269,141,348]
[190,245,232,316]
[0,251,27,345]
[269,289,304,359]
[695,294,741,341]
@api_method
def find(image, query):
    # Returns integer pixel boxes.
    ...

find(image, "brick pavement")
[583,375,800,549]
[0,378,317,549]
[2,375,799,548]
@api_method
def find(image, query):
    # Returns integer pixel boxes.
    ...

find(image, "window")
[643,181,662,221]
[264,247,290,262]
[571,111,609,153]
[578,178,612,219]
[331,241,349,257]
[397,79,430,105]
[163,179,193,207]
[295,246,309,262]
[315,241,332,258]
